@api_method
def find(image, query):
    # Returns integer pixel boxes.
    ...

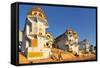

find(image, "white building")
[90,45,96,54]
[81,39,90,53]
[21,7,53,60]
[55,28,79,55]
[19,31,22,52]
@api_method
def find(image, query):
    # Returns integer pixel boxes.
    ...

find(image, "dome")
[28,6,46,19]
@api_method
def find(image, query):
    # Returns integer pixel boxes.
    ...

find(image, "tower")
[21,7,52,60]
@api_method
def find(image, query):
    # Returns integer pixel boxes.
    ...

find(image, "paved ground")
[19,48,96,64]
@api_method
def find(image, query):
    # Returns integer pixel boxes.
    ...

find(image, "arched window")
[34,12,37,16]
[39,13,43,17]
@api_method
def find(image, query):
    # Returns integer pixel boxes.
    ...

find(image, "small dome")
[28,6,46,19]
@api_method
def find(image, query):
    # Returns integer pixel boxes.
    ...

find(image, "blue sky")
[19,4,96,45]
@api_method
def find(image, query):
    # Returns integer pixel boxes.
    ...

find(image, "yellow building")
[21,7,53,60]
